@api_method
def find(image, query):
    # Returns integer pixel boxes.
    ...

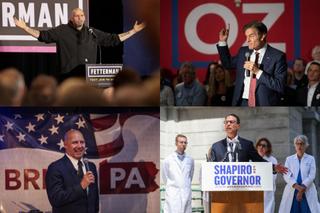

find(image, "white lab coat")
[279,153,320,213]
[162,152,194,213]
[263,155,277,213]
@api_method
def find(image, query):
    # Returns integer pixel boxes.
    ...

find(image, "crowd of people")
[0,67,159,106]
[161,45,320,106]
[160,21,320,107]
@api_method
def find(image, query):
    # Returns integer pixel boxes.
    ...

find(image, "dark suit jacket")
[46,155,99,213]
[295,83,320,106]
[217,44,287,106]
[210,137,266,162]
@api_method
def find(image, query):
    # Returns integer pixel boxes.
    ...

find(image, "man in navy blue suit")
[210,114,287,174]
[217,21,287,106]
[46,129,99,213]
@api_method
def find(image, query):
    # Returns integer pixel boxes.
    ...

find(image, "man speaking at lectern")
[209,114,287,174]
[14,8,145,76]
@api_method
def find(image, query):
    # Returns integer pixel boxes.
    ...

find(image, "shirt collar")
[66,154,83,170]
[254,43,267,55]
[226,135,239,143]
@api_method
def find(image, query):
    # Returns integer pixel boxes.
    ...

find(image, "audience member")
[207,64,234,106]
[296,61,320,106]
[203,61,218,90]
[0,67,26,106]
[281,68,297,106]
[160,77,174,106]
[26,74,58,106]
[292,58,308,89]
[55,77,106,106]
[305,45,320,74]
[175,62,206,106]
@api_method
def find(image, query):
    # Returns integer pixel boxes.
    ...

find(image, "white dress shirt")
[66,154,87,175]
[242,44,267,99]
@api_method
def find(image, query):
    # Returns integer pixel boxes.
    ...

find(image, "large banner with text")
[0,109,159,213]
[0,0,89,52]
[161,0,320,80]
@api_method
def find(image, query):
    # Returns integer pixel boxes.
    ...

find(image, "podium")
[201,162,273,213]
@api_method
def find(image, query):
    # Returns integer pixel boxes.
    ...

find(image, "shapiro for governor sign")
[0,0,89,52]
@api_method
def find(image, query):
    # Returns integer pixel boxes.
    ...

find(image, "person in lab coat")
[162,134,195,213]
[255,137,277,213]
[279,135,320,213]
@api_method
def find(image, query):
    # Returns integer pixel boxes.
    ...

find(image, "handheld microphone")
[83,158,90,172]
[88,28,97,38]
[245,52,250,77]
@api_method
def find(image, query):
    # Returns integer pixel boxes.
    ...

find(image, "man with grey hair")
[46,129,99,213]
[162,134,194,213]
[175,62,207,106]
[14,8,145,75]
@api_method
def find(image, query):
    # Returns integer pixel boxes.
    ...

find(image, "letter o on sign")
[185,3,238,54]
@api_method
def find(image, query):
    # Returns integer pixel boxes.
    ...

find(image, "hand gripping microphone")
[88,28,97,38]
[245,52,251,77]
[83,158,90,172]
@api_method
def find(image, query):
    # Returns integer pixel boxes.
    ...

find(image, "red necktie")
[248,52,260,107]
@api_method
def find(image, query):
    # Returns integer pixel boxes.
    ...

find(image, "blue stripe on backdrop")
[122,0,159,76]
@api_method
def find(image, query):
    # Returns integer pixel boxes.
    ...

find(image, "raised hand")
[133,21,146,33]
[219,23,230,42]
[14,17,27,30]
[274,163,288,174]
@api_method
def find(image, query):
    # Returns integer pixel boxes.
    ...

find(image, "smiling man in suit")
[210,114,287,174]
[217,21,287,106]
[46,129,99,213]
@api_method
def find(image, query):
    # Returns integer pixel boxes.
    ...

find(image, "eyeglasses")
[224,120,237,124]
[178,141,188,144]
[258,144,267,148]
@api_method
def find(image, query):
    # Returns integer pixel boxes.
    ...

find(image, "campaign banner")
[161,0,320,80]
[0,109,160,213]
[86,64,123,88]
[201,162,273,191]
[0,0,89,52]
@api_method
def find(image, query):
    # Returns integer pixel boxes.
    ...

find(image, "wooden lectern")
[210,191,263,213]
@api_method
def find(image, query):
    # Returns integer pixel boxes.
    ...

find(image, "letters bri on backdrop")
[0,111,159,193]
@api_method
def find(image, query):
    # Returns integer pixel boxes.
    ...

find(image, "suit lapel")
[257,45,271,87]
[63,155,80,180]
[312,83,320,106]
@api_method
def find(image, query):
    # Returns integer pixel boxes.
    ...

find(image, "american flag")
[0,110,129,159]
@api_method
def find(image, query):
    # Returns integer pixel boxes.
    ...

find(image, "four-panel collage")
[0,0,320,213]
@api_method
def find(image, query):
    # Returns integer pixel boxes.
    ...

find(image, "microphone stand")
[89,27,102,64]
